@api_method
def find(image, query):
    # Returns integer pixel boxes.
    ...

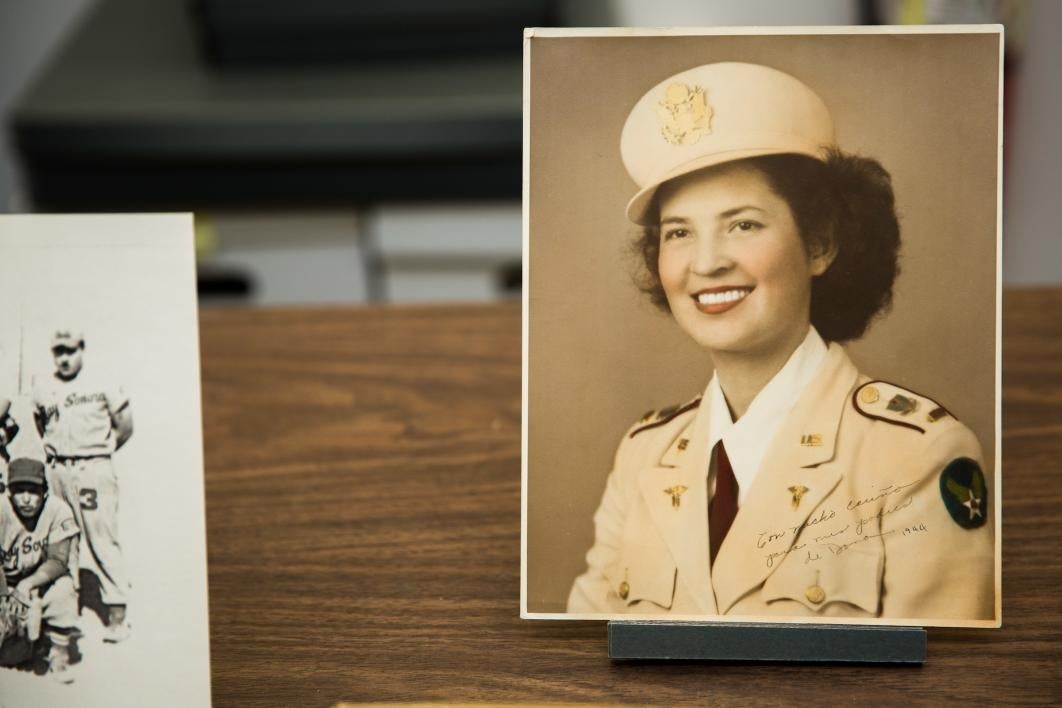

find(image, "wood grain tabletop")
[201,290,1062,707]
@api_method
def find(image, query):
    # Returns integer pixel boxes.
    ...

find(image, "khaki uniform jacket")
[567,344,996,622]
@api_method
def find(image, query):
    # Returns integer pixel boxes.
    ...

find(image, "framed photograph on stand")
[521,27,1002,659]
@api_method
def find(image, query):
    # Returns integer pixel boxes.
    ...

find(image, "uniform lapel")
[635,396,717,614]
[710,345,860,614]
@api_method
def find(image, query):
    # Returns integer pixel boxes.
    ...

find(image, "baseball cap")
[51,329,84,349]
[7,458,46,487]
[620,62,835,225]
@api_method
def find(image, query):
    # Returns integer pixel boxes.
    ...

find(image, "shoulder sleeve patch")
[851,380,955,434]
[939,457,988,529]
[629,396,701,438]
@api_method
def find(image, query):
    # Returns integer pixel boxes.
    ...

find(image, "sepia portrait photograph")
[0,215,210,705]
[521,27,1002,628]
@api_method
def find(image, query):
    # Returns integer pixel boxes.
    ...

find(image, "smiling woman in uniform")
[567,62,995,622]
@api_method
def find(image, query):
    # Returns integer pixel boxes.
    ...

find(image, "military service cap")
[621,62,835,225]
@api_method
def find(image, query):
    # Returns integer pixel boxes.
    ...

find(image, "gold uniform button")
[859,385,880,404]
[618,581,630,600]
[805,585,826,604]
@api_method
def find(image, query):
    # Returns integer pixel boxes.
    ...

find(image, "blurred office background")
[0,0,1055,305]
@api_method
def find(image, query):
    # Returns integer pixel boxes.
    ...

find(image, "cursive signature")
[756,507,838,549]
[765,543,806,568]
[814,524,849,543]
[790,506,837,536]
[756,529,788,549]
[822,530,895,556]
[855,495,914,536]
[846,481,919,510]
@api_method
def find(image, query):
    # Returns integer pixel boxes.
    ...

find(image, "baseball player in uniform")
[32,329,133,643]
[0,397,18,470]
[1,457,80,682]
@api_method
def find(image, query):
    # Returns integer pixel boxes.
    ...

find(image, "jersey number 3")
[79,488,98,511]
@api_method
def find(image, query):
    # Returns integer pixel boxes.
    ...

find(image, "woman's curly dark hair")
[631,149,901,343]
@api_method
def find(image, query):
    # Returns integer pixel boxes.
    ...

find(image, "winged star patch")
[939,457,988,529]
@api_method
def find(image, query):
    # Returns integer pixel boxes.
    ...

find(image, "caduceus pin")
[663,485,688,510]
[788,485,810,511]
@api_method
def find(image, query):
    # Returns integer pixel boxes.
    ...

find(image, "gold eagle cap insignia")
[656,83,713,145]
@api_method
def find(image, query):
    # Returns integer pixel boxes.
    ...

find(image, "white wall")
[611,0,859,26]
[0,0,96,211]
[1003,0,1062,284]
[4,0,1059,284]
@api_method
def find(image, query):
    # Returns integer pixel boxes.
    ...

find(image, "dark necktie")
[709,441,738,566]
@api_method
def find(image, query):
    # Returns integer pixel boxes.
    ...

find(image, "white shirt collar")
[705,326,829,504]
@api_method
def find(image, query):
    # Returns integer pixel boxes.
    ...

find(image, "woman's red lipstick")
[691,286,754,314]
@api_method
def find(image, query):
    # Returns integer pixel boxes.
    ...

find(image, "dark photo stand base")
[609,621,926,664]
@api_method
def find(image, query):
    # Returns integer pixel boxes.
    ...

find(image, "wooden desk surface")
[201,291,1062,707]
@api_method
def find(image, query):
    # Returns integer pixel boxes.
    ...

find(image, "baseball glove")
[0,589,30,646]
[0,413,16,463]
[0,587,43,666]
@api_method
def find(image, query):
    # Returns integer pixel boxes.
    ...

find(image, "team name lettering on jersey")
[0,498,79,579]
[1,536,50,573]
[32,373,129,457]
[65,392,108,407]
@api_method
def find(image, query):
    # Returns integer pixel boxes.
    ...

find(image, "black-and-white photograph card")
[0,214,210,705]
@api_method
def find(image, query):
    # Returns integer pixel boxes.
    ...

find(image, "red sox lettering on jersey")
[0,496,79,579]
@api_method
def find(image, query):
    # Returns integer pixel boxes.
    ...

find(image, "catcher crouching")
[0,457,80,683]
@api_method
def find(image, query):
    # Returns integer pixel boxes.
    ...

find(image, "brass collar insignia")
[664,485,689,509]
[788,485,810,510]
